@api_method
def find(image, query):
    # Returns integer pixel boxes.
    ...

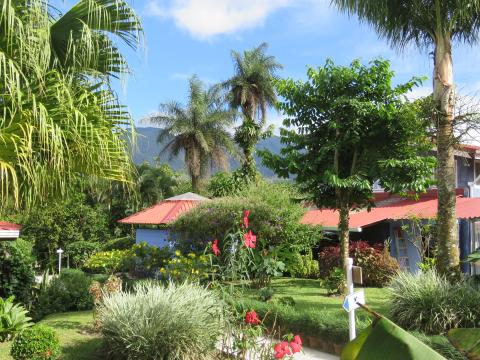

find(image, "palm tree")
[0,0,142,208]
[331,0,480,274]
[222,43,282,178]
[147,76,236,192]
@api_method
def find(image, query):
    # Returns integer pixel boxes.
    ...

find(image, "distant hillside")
[131,127,283,177]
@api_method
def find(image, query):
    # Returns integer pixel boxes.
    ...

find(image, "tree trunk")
[433,33,459,273]
[191,175,200,193]
[338,205,350,272]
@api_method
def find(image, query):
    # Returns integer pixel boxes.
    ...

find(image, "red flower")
[243,230,256,249]
[245,310,261,325]
[274,341,293,359]
[289,341,301,354]
[243,210,250,228]
[293,335,302,346]
[211,239,220,256]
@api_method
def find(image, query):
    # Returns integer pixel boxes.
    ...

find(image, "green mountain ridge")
[131,127,283,177]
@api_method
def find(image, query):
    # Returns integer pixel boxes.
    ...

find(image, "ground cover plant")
[10,324,60,360]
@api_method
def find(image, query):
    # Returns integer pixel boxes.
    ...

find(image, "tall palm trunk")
[433,33,459,273]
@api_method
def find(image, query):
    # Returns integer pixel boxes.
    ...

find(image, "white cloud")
[145,0,294,39]
[407,86,432,100]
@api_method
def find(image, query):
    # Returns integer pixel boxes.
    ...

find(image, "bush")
[158,252,210,283]
[258,287,274,302]
[34,269,93,319]
[318,241,399,287]
[97,282,223,360]
[280,249,319,278]
[131,241,171,276]
[102,236,135,251]
[83,249,132,274]
[172,181,319,253]
[66,241,100,268]
[389,269,480,334]
[0,239,35,306]
[321,267,346,295]
[0,296,32,341]
[11,324,60,360]
[208,171,245,197]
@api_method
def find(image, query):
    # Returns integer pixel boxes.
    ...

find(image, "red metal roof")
[301,190,480,229]
[0,221,22,231]
[118,200,201,225]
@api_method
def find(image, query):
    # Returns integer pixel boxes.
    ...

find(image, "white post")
[346,257,356,341]
[56,248,63,274]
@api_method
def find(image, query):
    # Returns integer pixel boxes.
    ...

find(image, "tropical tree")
[330,0,480,275]
[147,76,236,192]
[260,59,435,280]
[222,42,282,179]
[0,0,142,208]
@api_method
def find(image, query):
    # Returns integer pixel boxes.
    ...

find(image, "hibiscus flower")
[273,335,302,358]
[245,310,261,325]
[211,239,220,256]
[243,230,256,249]
[243,209,250,228]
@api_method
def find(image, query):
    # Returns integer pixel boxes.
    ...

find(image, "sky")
[57,0,480,135]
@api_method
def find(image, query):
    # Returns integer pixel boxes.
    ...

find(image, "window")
[394,228,409,269]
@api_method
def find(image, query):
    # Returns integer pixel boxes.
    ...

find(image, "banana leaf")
[448,328,480,360]
[341,316,446,360]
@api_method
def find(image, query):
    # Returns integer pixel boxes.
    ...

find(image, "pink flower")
[243,210,250,228]
[211,239,220,256]
[243,230,256,249]
[274,336,302,358]
[245,310,261,325]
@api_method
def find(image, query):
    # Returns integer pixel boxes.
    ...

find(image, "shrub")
[258,287,274,302]
[97,282,224,360]
[66,241,100,268]
[10,324,60,360]
[0,297,32,341]
[389,269,480,334]
[280,249,319,278]
[318,241,399,287]
[83,249,132,274]
[34,269,93,319]
[131,241,171,276]
[208,171,245,197]
[158,252,210,283]
[0,239,35,306]
[321,267,346,295]
[171,181,319,253]
[102,236,135,251]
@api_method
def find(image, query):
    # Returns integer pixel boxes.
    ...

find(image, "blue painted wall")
[456,156,474,188]
[135,228,170,248]
[389,220,422,274]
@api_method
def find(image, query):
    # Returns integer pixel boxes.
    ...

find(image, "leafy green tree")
[147,75,236,192]
[331,0,480,275]
[137,162,180,207]
[222,43,282,179]
[260,59,435,276]
[0,0,142,207]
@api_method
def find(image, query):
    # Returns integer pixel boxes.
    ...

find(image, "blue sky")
[61,0,480,131]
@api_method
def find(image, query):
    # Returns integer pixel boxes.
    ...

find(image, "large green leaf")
[341,317,446,360]
[448,328,480,360]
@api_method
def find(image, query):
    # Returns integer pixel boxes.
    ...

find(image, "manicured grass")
[0,311,102,360]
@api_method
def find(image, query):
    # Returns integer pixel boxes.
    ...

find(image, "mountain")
[131,127,283,177]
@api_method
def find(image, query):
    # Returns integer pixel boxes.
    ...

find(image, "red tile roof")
[301,190,480,230]
[0,221,22,231]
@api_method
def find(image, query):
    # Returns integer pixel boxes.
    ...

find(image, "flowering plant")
[158,251,211,283]
[274,335,303,359]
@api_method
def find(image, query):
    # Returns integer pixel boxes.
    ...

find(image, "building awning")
[118,192,209,225]
[301,190,480,232]
[0,221,21,239]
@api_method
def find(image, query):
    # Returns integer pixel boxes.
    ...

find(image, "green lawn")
[248,277,390,314]
[0,311,102,360]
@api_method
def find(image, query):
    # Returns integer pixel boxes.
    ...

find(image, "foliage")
[34,269,94,320]
[279,249,319,279]
[318,241,399,287]
[136,162,180,208]
[146,75,236,192]
[208,171,246,197]
[258,287,274,302]
[0,0,142,206]
[261,58,436,273]
[0,297,32,342]
[10,325,60,360]
[0,239,35,306]
[172,181,313,253]
[389,269,480,334]
[21,194,110,269]
[158,251,209,282]
[447,328,480,360]
[66,241,100,268]
[130,241,172,276]
[83,250,132,274]
[276,297,296,307]
[222,42,281,180]
[322,267,346,296]
[102,236,135,251]
[97,282,224,360]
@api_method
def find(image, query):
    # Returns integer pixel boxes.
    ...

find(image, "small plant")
[0,296,32,342]
[158,251,210,283]
[97,282,223,360]
[83,249,132,274]
[276,296,296,307]
[322,267,345,295]
[10,324,60,360]
[258,287,274,302]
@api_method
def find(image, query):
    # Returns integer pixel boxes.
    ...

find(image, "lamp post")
[56,248,64,274]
